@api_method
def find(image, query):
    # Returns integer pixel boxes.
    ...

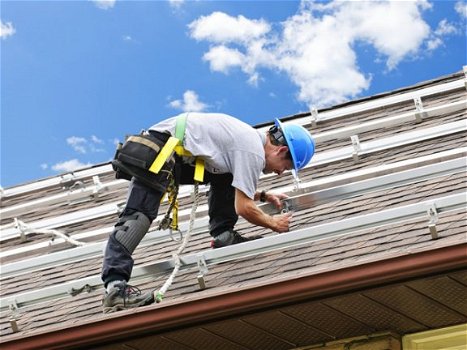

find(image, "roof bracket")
[413,97,427,123]
[67,181,88,205]
[60,173,77,189]
[351,135,361,162]
[92,176,105,198]
[426,203,439,239]
[196,254,209,290]
[310,107,319,127]
[293,176,302,192]
[14,218,28,242]
[9,318,19,333]
[8,300,20,333]
[8,299,18,312]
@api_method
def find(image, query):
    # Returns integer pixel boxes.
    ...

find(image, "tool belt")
[111,132,174,192]
[112,114,205,192]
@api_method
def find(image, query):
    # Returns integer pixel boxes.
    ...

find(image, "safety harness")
[149,113,205,182]
[151,114,205,235]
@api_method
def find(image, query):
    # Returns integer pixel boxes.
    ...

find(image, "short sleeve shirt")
[149,112,265,199]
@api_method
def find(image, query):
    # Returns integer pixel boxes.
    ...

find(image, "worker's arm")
[254,190,288,210]
[235,189,292,233]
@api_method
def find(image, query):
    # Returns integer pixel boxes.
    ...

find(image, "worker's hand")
[265,192,289,210]
[271,212,293,233]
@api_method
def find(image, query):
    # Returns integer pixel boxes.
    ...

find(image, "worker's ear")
[277,145,289,156]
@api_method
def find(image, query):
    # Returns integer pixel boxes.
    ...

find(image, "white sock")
[106,280,124,293]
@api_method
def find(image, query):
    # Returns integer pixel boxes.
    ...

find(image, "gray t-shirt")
[149,112,265,199]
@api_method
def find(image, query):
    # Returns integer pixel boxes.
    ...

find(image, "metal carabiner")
[169,228,183,242]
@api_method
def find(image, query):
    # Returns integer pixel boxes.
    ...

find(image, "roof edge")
[3,243,467,350]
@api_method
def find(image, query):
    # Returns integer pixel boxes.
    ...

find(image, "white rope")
[14,218,87,247]
[154,183,199,302]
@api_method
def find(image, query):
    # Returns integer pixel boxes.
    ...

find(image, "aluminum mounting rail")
[1,164,114,198]
[3,73,464,198]
[0,179,127,220]
[1,191,465,311]
[308,77,466,124]
[0,216,210,279]
[2,99,464,221]
[256,73,466,131]
[2,156,465,279]
[2,145,465,262]
[2,147,464,261]
[2,118,465,242]
[313,99,466,143]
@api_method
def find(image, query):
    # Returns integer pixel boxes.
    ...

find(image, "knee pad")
[114,212,151,254]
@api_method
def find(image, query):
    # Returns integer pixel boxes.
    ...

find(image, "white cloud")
[92,0,115,10]
[455,1,467,18]
[203,45,245,73]
[66,135,106,154]
[426,19,459,51]
[52,159,93,172]
[426,37,443,51]
[169,0,184,9]
[189,12,270,44]
[169,90,208,112]
[0,20,16,39]
[67,136,87,154]
[189,0,437,107]
[91,135,104,144]
[40,163,48,170]
[434,19,457,36]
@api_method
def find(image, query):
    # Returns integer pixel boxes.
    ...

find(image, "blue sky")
[1,0,466,188]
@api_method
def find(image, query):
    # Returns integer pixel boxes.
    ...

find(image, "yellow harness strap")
[148,136,179,175]
[148,114,205,182]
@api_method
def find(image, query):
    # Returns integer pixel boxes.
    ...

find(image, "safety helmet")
[274,118,315,171]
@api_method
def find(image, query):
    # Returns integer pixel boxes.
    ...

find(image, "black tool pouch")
[112,133,176,193]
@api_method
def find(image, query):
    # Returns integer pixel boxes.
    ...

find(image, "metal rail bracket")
[310,107,319,127]
[414,97,427,123]
[426,203,439,239]
[196,254,209,290]
[351,135,361,162]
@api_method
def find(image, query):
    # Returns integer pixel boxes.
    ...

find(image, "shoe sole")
[102,294,154,314]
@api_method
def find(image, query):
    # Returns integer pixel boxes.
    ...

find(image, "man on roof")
[101,112,315,313]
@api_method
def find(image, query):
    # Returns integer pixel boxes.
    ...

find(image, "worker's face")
[264,145,294,176]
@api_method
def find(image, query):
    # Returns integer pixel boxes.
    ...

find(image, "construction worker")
[101,112,315,313]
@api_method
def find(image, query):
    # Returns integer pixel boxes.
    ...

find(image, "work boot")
[211,229,262,248]
[102,281,154,314]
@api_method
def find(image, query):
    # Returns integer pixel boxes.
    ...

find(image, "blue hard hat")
[274,118,315,171]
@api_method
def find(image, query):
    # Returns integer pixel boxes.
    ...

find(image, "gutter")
[2,243,466,350]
